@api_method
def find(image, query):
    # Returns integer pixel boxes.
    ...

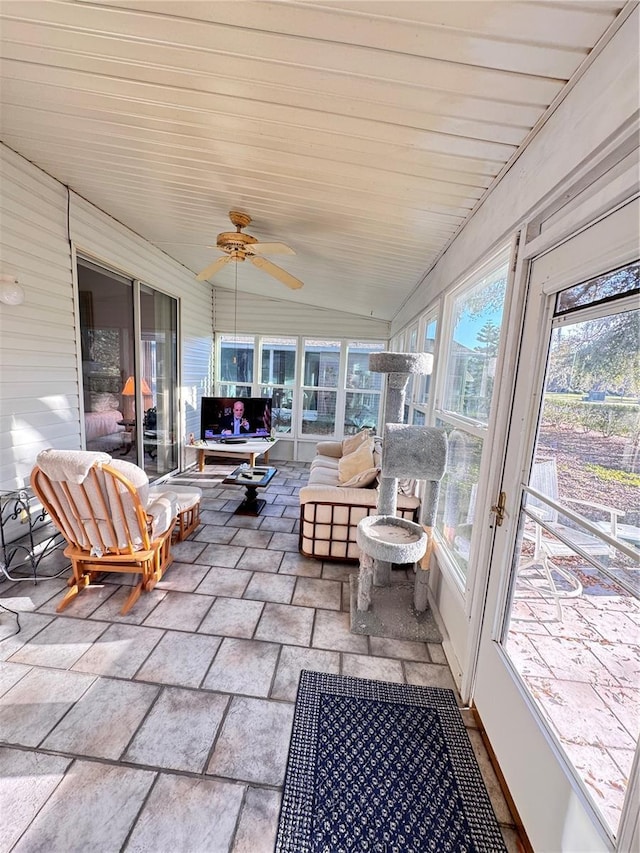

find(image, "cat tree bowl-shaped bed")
[355,515,427,612]
[356,516,427,565]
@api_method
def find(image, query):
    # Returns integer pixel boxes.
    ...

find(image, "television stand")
[190,438,279,472]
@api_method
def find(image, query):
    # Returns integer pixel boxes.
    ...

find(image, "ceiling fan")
[195,211,303,290]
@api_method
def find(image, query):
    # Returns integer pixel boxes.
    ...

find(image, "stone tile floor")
[0,461,523,852]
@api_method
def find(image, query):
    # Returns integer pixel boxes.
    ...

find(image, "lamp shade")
[122,377,152,395]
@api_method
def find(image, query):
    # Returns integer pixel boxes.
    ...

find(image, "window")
[218,334,254,397]
[301,339,340,436]
[344,341,383,435]
[406,315,438,426]
[215,334,386,441]
[260,336,297,434]
[435,249,510,577]
[416,317,437,409]
[403,324,419,422]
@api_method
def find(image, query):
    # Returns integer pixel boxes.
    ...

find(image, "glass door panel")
[78,259,179,479]
[78,260,134,459]
[140,284,178,478]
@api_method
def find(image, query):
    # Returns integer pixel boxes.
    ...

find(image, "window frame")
[431,246,512,592]
[214,333,386,443]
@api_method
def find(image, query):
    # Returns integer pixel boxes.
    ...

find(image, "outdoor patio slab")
[142,590,213,632]
[71,621,165,679]
[232,787,281,853]
[254,602,315,646]
[243,572,296,604]
[8,615,107,669]
[0,747,72,852]
[270,645,341,702]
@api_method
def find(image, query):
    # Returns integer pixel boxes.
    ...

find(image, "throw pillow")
[340,466,380,489]
[397,478,417,496]
[338,439,374,484]
[342,429,372,456]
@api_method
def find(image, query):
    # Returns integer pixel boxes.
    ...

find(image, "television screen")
[201,396,272,441]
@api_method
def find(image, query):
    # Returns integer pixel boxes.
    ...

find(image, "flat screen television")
[200,396,272,441]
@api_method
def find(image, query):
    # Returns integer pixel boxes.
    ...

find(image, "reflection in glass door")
[502,262,639,837]
[78,259,178,479]
[140,284,178,478]
[78,259,135,460]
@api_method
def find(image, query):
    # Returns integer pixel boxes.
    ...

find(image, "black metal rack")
[0,488,65,583]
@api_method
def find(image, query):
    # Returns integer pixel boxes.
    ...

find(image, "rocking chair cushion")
[108,461,179,540]
[36,448,111,483]
[147,491,179,539]
[108,458,151,508]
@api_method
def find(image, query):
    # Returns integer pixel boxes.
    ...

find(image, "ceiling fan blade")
[249,256,303,290]
[195,254,233,281]
[249,242,296,256]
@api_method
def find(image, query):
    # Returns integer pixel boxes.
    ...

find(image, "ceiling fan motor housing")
[216,230,258,254]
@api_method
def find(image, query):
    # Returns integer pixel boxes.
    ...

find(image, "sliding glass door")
[77,259,178,478]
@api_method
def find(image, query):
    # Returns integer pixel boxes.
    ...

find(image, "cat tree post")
[368,352,433,586]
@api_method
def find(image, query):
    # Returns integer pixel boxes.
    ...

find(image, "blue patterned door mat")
[276,670,508,853]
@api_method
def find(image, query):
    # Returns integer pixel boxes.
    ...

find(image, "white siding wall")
[0,144,213,495]
[0,146,75,490]
[213,287,390,339]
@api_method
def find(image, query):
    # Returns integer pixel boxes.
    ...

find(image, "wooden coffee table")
[223,465,277,516]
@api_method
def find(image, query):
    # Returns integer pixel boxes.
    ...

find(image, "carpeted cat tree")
[350,352,448,641]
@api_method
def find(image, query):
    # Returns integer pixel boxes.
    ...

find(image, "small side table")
[223,466,277,516]
[117,419,136,455]
[0,488,65,582]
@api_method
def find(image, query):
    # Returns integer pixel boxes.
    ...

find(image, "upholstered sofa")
[298,432,420,562]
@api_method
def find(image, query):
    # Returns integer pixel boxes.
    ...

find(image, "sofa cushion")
[341,429,372,456]
[340,466,380,489]
[308,468,341,486]
[397,477,417,496]
[315,440,343,458]
[310,455,339,472]
[338,439,374,484]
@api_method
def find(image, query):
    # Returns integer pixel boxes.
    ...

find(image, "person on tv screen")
[220,400,252,436]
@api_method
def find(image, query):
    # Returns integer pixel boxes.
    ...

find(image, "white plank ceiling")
[0,0,629,321]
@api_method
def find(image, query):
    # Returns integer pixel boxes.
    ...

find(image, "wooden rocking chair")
[31,450,178,614]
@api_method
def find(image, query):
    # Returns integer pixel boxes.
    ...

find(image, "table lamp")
[122,376,152,420]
